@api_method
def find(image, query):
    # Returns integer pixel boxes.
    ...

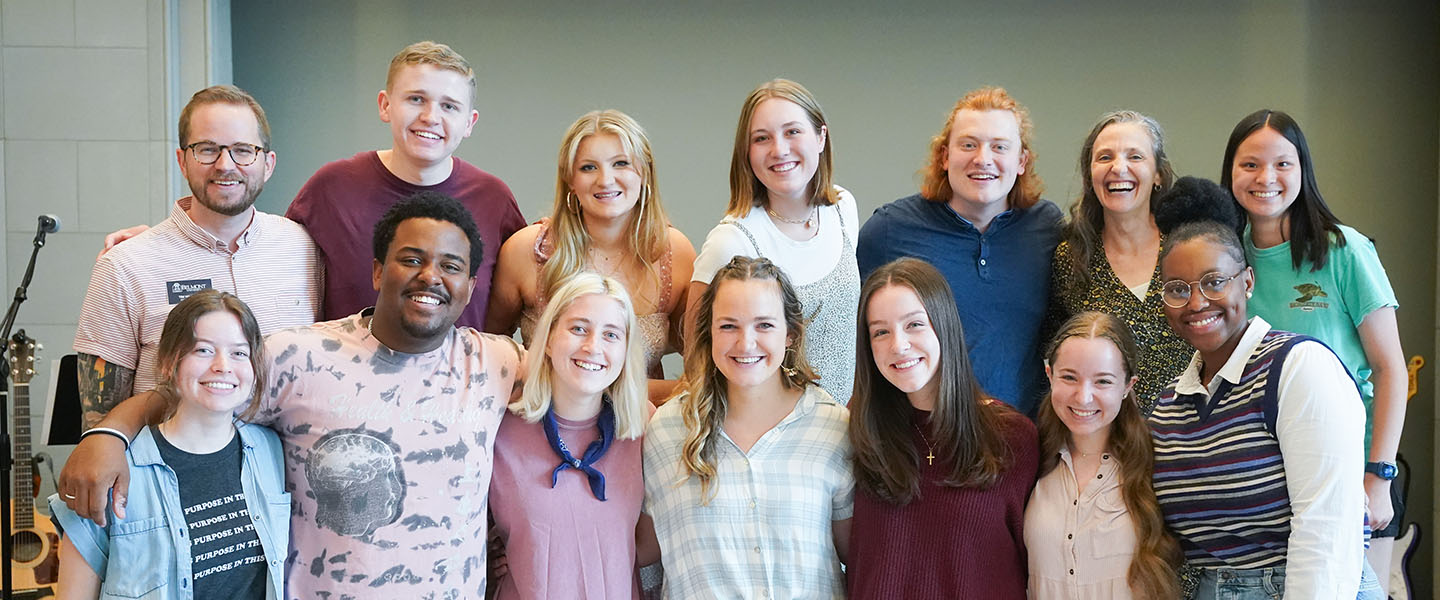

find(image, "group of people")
[45,38,1405,600]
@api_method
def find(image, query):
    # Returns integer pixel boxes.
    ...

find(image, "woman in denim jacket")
[50,290,289,599]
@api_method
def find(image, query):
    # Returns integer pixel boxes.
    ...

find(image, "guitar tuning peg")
[35,343,43,351]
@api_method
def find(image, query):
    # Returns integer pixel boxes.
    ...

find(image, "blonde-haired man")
[287,41,525,328]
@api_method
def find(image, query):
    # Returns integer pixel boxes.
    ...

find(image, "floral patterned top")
[1050,237,1193,412]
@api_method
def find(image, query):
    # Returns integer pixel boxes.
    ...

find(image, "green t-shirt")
[1245,224,1398,455]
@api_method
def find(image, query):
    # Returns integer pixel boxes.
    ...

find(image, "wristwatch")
[1364,460,1398,480]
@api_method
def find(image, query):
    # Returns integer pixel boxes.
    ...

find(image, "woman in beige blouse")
[1023,312,1179,599]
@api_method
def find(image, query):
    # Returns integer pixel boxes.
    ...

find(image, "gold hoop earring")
[567,191,579,214]
[781,346,799,378]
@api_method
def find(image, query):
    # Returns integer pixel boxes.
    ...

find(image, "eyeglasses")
[183,142,266,166]
[1161,269,1246,308]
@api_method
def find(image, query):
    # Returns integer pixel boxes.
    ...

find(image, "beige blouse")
[1023,447,1136,600]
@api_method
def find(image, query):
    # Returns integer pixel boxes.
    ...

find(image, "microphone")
[38,214,60,234]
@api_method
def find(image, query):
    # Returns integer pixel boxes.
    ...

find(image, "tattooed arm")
[62,359,167,527]
[76,353,135,430]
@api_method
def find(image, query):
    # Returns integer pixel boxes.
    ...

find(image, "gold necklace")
[767,205,817,228]
[912,422,936,466]
[587,247,628,279]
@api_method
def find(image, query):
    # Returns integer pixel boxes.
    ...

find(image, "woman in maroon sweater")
[848,257,1040,599]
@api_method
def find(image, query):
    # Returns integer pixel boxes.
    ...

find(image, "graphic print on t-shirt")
[260,317,522,597]
[186,493,266,580]
[305,426,406,537]
[1290,283,1331,311]
[152,430,266,598]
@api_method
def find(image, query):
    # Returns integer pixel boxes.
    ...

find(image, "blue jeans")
[1357,559,1385,599]
[1191,561,1384,599]
[1193,567,1284,599]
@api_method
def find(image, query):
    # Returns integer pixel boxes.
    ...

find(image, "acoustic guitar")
[7,331,58,596]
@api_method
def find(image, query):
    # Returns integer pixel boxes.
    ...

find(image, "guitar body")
[8,499,59,588]
[1387,522,1419,600]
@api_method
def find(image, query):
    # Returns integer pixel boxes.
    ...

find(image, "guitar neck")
[11,382,35,527]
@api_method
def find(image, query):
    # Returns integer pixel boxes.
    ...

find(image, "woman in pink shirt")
[488,272,655,599]
[1024,311,1179,599]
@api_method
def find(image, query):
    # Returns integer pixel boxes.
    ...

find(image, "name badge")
[166,279,212,304]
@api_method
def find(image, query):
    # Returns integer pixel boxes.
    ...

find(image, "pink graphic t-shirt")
[254,312,522,599]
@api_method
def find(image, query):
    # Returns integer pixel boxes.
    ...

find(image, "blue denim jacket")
[49,423,290,599]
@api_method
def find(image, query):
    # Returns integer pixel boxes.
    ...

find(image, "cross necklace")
[912,422,935,466]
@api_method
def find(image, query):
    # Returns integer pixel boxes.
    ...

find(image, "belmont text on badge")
[167,279,213,304]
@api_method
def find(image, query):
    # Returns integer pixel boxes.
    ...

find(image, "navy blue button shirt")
[857,193,1063,414]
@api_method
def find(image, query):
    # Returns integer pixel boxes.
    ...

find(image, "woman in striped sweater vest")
[1149,177,1381,599]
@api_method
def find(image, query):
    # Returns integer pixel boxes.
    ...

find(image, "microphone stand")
[0,219,53,599]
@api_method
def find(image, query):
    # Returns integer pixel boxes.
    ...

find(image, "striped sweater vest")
[1148,330,1312,568]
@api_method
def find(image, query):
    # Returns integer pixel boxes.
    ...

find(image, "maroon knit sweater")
[847,409,1040,599]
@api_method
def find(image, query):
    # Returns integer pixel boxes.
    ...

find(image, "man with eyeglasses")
[72,85,322,428]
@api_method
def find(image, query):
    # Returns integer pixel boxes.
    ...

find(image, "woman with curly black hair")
[1148,176,1380,599]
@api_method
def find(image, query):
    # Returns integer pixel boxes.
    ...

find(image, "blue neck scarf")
[543,399,615,501]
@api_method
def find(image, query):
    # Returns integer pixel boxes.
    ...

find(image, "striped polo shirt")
[1149,328,1308,568]
[74,197,323,396]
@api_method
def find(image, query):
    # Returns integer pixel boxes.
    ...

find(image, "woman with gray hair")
[1050,110,1192,411]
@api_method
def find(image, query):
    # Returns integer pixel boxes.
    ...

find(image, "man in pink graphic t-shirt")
[59,192,523,599]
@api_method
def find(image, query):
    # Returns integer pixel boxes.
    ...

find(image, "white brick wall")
[1,0,229,506]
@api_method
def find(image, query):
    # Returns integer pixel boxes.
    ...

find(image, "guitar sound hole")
[10,531,42,562]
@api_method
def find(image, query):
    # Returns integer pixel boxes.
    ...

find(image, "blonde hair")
[543,110,670,297]
[386,41,477,108]
[680,256,816,502]
[513,272,648,440]
[920,86,1044,210]
[725,79,838,218]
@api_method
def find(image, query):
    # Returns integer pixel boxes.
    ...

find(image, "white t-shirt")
[692,187,859,286]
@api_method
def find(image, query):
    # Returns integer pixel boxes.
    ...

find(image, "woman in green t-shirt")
[1221,109,1407,582]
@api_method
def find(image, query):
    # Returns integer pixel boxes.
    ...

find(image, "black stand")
[0,220,53,599]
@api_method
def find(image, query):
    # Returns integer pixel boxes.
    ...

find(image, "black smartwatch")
[1364,460,1398,480]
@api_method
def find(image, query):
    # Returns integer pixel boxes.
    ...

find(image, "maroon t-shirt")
[847,408,1040,600]
[287,151,525,329]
